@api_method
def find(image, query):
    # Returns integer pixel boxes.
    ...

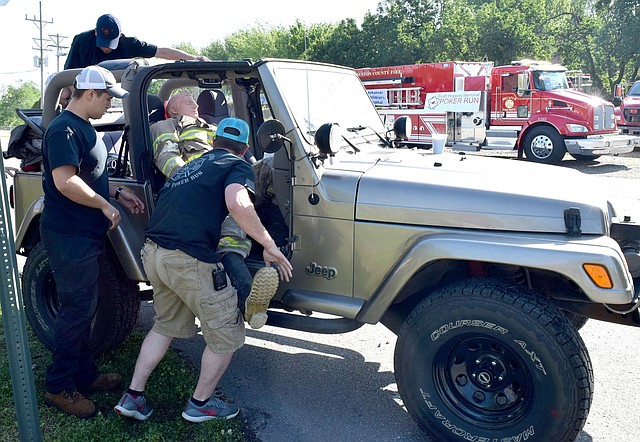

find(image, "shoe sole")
[245,267,279,329]
[181,407,239,422]
[114,404,152,421]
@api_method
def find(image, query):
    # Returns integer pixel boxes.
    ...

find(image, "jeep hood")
[354,151,610,235]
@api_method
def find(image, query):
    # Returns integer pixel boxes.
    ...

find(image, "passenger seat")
[196,89,229,125]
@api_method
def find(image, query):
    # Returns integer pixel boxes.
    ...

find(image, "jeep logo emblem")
[305,262,337,280]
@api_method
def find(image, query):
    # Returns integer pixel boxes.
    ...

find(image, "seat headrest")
[196,89,229,124]
[147,94,165,123]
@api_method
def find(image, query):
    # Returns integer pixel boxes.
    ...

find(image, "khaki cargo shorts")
[141,239,245,353]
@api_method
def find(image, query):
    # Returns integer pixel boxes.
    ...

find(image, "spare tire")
[22,242,140,356]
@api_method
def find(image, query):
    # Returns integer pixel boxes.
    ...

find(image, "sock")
[190,396,208,407]
[127,388,144,398]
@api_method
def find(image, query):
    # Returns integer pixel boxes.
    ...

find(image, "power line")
[0,69,39,76]
[48,33,68,72]
[25,1,53,106]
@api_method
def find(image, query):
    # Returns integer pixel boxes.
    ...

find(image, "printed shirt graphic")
[146,149,255,263]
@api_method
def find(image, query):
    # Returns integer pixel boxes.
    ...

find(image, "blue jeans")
[40,226,104,394]
[220,252,252,314]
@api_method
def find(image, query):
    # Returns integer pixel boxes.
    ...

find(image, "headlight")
[566,124,588,133]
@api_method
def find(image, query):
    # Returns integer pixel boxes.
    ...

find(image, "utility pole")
[25,1,53,106]
[48,33,68,72]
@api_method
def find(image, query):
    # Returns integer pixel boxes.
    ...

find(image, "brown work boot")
[80,373,123,394]
[44,390,97,419]
[244,266,279,329]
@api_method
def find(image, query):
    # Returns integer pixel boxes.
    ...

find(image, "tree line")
[2,0,638,127]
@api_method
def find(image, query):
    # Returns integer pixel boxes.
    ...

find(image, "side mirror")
[614,84,624,99]
[256,119,286,154]
[314,122,342,157]
[392,116,412,141]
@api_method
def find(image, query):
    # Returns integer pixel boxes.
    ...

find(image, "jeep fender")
[15,195,146,282]
[14,196,44,253]
[358,231,633,323]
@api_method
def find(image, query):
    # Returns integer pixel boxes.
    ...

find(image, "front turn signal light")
[583,264,613,289]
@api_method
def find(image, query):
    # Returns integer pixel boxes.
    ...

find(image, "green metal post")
[0,151,42,441]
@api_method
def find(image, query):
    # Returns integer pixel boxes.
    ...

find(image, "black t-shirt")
[146,149,255,263]
[64,30,157,69]
[41,110,110,238]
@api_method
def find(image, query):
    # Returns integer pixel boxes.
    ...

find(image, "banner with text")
[367,90,389,107]
[425,91,482,112]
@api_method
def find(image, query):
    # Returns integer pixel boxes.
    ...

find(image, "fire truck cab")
[357,60,639,164]
[615,80,640,137]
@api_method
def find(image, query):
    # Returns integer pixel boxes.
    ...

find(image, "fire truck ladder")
[385,87,422,108]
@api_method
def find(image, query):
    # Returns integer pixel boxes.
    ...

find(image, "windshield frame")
[270,63,386,147]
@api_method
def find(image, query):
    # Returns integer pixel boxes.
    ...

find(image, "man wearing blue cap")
[114,117,293,422]
[64,14,207,69]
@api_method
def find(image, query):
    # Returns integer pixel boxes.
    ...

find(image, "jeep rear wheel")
[394,279,593,442]
[22,242,140,356]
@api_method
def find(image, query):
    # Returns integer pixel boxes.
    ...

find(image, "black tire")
[563,310,589,330]
[522,126,566,164]
[394,278,593,442]
[22,242,140,356]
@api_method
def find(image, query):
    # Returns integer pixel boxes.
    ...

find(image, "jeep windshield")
[270,63,385,146]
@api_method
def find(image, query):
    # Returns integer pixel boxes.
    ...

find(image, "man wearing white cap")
[40,65,145,418]
[64,14,207,69]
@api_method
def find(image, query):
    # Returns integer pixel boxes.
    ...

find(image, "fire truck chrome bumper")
[564,134,640,155]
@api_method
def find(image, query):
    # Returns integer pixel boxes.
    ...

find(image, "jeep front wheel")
[22,242,140,356]
[394,279,593,441]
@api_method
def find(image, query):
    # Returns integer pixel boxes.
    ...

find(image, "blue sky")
[0,0,380,88]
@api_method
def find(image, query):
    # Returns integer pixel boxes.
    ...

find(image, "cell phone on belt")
[212,267,228,291]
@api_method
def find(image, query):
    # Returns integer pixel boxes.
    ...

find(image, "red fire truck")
[356,60,639,164]
[614,79,640,137]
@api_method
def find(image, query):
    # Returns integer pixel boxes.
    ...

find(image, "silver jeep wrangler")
[9,58,640,441]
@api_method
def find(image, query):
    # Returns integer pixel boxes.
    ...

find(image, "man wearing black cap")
[64,14,207,69]
[114,117,292,423]
[41,65,145,418]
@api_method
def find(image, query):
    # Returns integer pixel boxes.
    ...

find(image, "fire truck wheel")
[522,126,566,164]
[394,278,593,442]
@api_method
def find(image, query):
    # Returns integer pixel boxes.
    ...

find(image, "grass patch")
[0,311,244,442]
